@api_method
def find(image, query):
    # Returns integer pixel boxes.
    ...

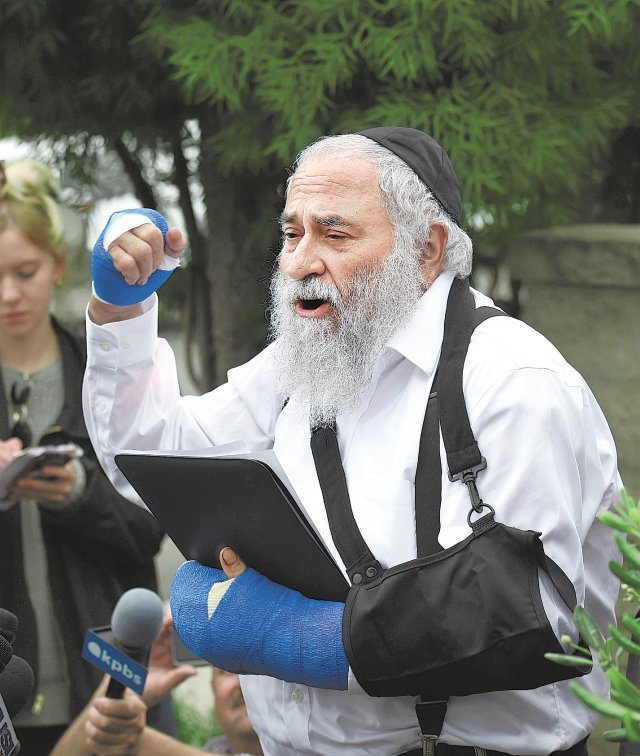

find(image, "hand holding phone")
[0,443,83,504]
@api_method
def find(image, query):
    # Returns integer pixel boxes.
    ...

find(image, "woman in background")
[0,159,166,755]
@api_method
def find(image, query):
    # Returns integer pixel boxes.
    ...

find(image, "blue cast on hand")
[170,561,348,690]
[91,208,176,306]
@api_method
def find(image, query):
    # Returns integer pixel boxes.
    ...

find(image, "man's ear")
[419,223,448,287]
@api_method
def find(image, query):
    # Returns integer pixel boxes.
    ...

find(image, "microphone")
[82,588,163,699]
[106,588,163,698]
[0,607,34,756]
[0,635,12,673]
[0,654,35,717]
[0,610,17,645]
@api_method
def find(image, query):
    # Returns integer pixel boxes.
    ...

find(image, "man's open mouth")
[298,298,327,311]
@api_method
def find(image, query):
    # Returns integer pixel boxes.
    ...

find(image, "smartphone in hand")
[0,443,83,501]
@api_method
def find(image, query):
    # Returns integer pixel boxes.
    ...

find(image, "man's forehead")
[288,157,378,194]
[283,157,382,219]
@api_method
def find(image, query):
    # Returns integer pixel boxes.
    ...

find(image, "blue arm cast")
[91,208,175,306]
[170,561,349,690]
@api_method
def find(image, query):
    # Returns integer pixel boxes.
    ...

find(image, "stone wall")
[506,223,640,496]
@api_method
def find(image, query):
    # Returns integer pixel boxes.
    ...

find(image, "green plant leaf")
[612,688,640,709]
[616,535,640,570]
[623,710,640,741]
[610,561,640,592]
[544,652,594,668]
[603,727,631,742]
[621,490,637,514]
[599,512,636,535]
[573,605,605,651]
[623,613,640,640]
[610,625,640,656]
[570,682,629,720]
[609,666,640,704]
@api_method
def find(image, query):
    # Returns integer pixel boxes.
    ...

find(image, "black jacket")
[0,318,165,717]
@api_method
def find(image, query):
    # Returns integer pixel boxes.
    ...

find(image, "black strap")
[415,300,505,556]
[415,389,443,556]
[438,279,484,477]
[310,423,382,584]
[412,285,506,743]
[312,279,500,575]
[415,698,449,751]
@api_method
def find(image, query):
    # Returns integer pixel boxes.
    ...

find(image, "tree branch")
[170,126,217,390]
[111,136,159,210]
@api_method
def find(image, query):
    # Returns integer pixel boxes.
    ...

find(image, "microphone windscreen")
[0,654,35,717]
[0,633,12,671]
[0,608,18,644]
[111,588,164,651]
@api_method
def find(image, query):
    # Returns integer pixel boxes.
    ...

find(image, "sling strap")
[310,422,382,585]
[310,278,583,753]
[311,278,502,574]
[415,298,503,555]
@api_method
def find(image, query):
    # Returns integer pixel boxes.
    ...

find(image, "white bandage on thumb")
[207,578,236,619]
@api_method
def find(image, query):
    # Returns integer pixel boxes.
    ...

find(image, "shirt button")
[100,342,111,352]
[292,688,304,703]
[120,338,131,349]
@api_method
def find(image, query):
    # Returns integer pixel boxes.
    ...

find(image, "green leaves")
[570,681,634,721]
[547,491,640,742]
[609,667,640,709]
[544,652,594,668]
[617,535,640,570]
[600,490,640,536]
[125,0,640,229]
[2,0,639,240]
[574,605,606,654]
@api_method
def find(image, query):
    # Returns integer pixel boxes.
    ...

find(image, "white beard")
[269,245,424,428]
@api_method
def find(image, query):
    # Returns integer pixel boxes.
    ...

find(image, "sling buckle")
[448,458,487,512]
[421,734,438,756]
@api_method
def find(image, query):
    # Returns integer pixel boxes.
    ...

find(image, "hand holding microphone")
[83,675,147,756]
[56,592,192,756]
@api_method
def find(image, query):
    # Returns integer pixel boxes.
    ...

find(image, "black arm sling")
[310,278,588,752]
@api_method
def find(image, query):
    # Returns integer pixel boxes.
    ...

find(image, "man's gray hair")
[290,134,473,278]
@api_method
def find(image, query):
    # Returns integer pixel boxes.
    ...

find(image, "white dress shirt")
[83,271,621,756]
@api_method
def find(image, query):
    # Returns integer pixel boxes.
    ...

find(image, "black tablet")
[115,453,349,602]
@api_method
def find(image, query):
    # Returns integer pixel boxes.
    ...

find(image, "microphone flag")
[81,627,147,696]
[0,693,19,756]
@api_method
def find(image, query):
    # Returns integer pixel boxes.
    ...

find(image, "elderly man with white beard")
[82,127,621,756]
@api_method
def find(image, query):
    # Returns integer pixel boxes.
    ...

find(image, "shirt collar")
[386,270,456,377]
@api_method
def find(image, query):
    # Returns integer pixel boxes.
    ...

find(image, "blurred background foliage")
[1,0,638,388]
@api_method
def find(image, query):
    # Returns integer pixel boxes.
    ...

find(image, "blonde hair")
[0,160,66,262]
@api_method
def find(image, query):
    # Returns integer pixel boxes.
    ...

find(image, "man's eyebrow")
[278,212,350,227]
[316,215,349,227]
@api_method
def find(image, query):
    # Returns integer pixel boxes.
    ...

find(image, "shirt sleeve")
[457,320,621,645]
[82,295,279,506]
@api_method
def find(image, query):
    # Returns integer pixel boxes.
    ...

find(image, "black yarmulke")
[357,126,462,225]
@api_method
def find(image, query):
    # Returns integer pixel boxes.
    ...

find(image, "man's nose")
[283,235,326,281]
